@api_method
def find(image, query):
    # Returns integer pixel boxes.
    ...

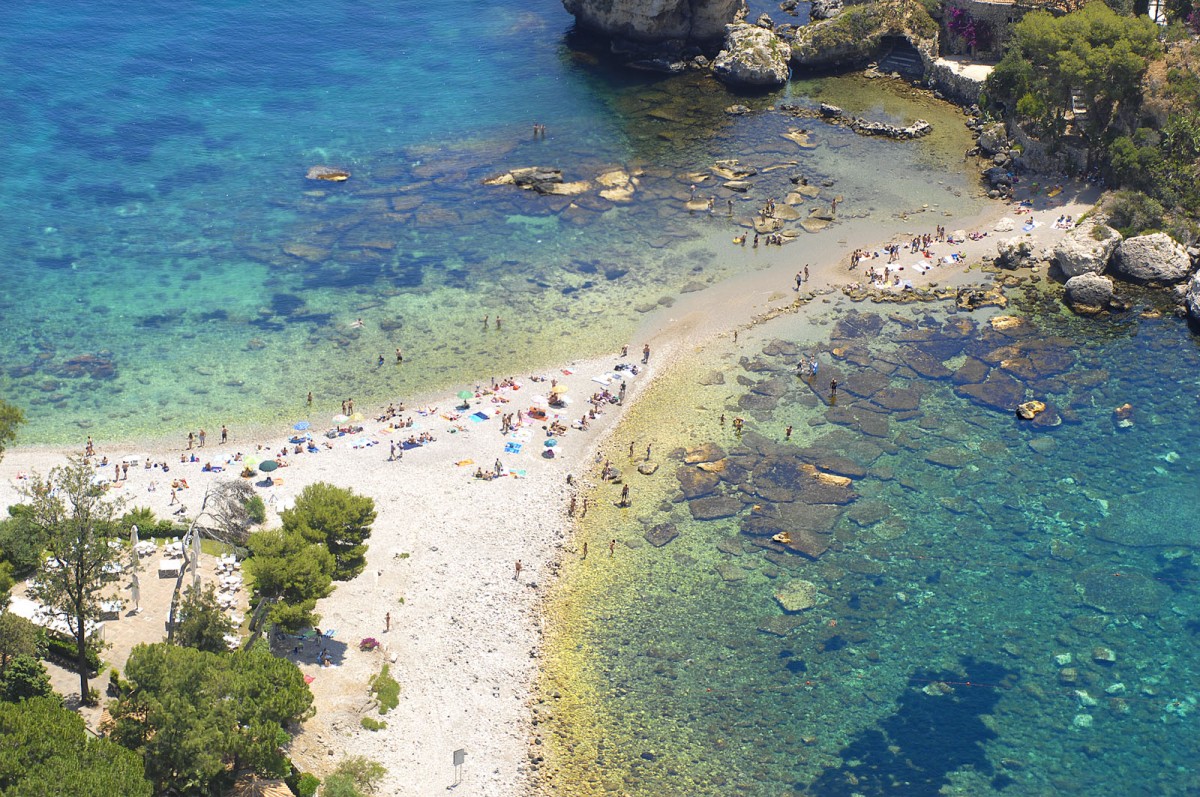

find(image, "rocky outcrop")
[789,0,939,71]
[996,236,1037,269]
[1064,273,1114,315]
[779,103,932,140]
[1113,233,1192,285]
[1053,221,1121,278]
[809,0,844,21]
[562,0,746,45]
[1186,269,1200,322]
[976,122,1008,155]
[713,22,790,86]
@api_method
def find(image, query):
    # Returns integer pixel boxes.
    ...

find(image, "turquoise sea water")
[0,0,981,445]
[544,288,1200,795]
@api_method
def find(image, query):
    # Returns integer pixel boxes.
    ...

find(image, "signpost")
[450,749,466,789]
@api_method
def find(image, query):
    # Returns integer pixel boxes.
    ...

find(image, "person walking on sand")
[642,344,650,364]
[385,612,391,632]
[804,265,809,283]
[514,560,522,580]
[645,444,652,462]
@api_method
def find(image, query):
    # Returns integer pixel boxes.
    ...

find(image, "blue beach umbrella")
[293,421,311,431]
[544,438,558,447]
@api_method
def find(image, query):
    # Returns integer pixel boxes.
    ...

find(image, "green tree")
[0,612,39,677]
[110,642,313,796]
[23,457,123,703]
[0,399,23,463]
[246,528,334,634]
[323,756,387,797]
[281,482,376,581]
[173,584,235,654]
[0,504,52,579]
[0,654,54,702]
[0,696,151,796]
[988,3,1160,141]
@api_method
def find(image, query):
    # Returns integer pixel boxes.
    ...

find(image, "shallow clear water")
[543,289,1200,795]
[0,0,981,445]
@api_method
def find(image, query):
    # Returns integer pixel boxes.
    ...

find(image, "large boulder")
[976,122,1008,155]
[1064,273,1114,315]
[1053,221,1121,278]
[713,23,790,87]
[1187,269,1200,322]
[562,0,746,45]
[790,0,939,70]
[809,0,844,20]
[996,236,1037,269]
[1113,233,1192,285]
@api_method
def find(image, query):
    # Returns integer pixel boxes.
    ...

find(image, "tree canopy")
[987,2,1160,141]
[23,457,124,702]
[281,482,376,581]
[246,528,334,633]
[0,400,22,463]
[172,584,235,654]
[0,696,152,796]
[110,642,313,796]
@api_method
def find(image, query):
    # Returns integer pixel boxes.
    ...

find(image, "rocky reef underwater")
[542,289,1200,795]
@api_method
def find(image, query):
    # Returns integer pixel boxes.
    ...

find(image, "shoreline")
[0,178,1101,796]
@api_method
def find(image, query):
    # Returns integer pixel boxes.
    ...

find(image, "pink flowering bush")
[359,637,381,651]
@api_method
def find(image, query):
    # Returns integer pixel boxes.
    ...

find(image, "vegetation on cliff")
[985,2,1200,234]
[790,0,939,67]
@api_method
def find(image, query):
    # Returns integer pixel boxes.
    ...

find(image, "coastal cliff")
[789,0,938,71]
[562,0,746,45]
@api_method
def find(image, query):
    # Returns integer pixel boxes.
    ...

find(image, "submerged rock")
[644,522,680,547]
[775,579,819,612]
[1077,566,1168,616]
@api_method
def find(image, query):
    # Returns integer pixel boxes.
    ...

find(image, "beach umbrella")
[259,460,280,473]
[130,571,140,612]
[550,384,569,395]
[350,412,364,422]
[293,421,310,431]
[130,524,139,549]
[457,390,474,401]
[332,414,350,424]
[243,456,260,469]
[544,438,558,447]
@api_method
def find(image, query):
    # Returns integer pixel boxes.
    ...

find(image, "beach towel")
[469,411,490,422]
[504,442,523,454]
[1022,220,1040,232]
[401,441,423,450]
[456,459,475,466]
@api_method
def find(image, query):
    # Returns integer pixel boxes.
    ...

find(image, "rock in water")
[713,23,790,87]
[1064,273,1114,315]
[561,0,746,45]
[1053,221,1120,278]
[1113,233,1192,284]
[1015,400,1045,420]
[306,165,350,182]
[644,522,680,547]
[775,579,819,612]
[1186,268,1200,322]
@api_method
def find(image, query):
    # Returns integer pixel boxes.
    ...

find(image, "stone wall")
[942,0,1027,60]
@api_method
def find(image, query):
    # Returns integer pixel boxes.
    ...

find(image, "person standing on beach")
[620,484,630,507]
[514,560,522,580]
[199,429,206,448]
[385,612,391,632]
[795,271,803,291]
[187,432,194,450]
[642,344,650,364]
[221,425,228,444]
[609,539,616,557]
